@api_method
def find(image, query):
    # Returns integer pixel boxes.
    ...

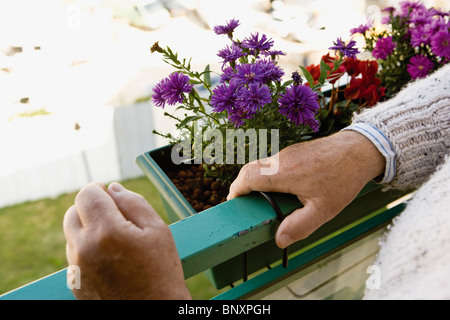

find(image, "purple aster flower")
[431,30,450,59]
[256,59,285,83]
[410,7,432,26]
[291,71,302,86]
[410,26,432,47]
[210,80,240,113]
[234,63,265,85]
[382,6,396,14]
[350,19,373,35]
[241,32,274,55]
[236,83,272,113]
[428,16,448,33]
[152,72,193,108]
[399,1,426,18]
[429,8,450,18]
[151,79,167,108]
[262,49,286,59]
[407,55,435,79]
[220,66,236,83]
[372,36,396,60]
[214,19,240,36]
[329,37,360,59]
[278,84,319,131]
[217,43,246,68]
[228,107,254,128]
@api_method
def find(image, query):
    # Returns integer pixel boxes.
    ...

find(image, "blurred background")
[1,0,448,299]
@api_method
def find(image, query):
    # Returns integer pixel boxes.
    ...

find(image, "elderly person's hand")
[63,182,191,300]
[227,131,386,249]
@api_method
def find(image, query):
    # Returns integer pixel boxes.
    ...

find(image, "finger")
[275,204,327,248]
[227,159,286,200]
[63,205,83,240]
[74,182,123,227]
[107,182,164,229]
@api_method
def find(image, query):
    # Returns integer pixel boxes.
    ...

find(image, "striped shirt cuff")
[342,123,396,184]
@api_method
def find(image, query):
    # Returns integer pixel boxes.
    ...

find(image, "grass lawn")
[0,176,225,299]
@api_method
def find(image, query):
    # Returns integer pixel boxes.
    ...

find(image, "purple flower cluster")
[378,1,449,61]
[211,79,272,128]
[372,36,396,60]
[210,19,320,129]
[408,7,449,59]
[152,72,193,108]
[374,1,450,79]
[211,81,272,128]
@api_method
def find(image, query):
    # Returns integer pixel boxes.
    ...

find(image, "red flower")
[345,78,364,100]
[321,53,345,84]
[361,84,380,106]
[358,60,378,78]
[305,63,321,85]
[321,53,335,64]
[343,58,360,77]
[306,54,346,86]
[344,59,384,106]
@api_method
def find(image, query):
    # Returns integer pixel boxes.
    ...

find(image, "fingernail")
[277,233,292,249]
[109,182,123,192]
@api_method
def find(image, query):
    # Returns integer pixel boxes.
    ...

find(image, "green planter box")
[136,144,409,289]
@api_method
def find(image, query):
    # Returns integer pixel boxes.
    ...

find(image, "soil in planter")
[167,164,230,213]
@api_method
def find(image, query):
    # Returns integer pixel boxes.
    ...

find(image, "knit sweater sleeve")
[350,64,450,190]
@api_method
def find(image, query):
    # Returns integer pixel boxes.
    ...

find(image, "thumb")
[107,182,164,229]
[275,204,326,248]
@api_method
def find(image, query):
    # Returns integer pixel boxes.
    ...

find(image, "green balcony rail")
[0,183,411,300]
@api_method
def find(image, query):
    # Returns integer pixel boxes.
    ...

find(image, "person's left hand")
[63,182,191,300]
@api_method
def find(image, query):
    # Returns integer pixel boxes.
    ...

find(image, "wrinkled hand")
[227,131,385,249]
[63,182,191,300]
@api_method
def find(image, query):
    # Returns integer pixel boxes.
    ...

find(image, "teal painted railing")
[0,185,410,300]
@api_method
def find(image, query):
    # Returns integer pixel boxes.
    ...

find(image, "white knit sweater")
[352,64,450,299]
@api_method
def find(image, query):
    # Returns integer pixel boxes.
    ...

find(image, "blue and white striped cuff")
[342,123,396,184]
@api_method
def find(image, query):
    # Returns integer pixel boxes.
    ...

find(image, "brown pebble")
[203,178,213,187]
[194,204,204,212]
[203,190,211,199]
[211,181,221,191]
[192,189,202,199]
[209,194,221,205]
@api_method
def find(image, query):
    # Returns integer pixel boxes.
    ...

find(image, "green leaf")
[213,112,228,119]
[319,59,331,85]
[189,79,202,85]
[177,115,203,128]
[281,79,293,88]
[299,66,314,87]
[203,65,211,88]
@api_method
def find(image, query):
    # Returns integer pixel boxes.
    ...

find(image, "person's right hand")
[227,130,386,248]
